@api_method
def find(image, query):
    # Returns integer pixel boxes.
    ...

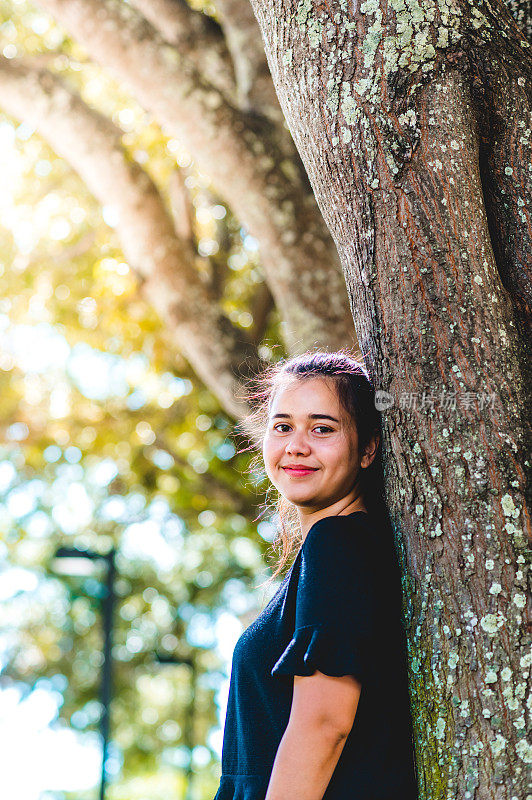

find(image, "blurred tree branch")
[0,57,261,418]
[34,0,355,356]
[214,0,283,120]
[128,0,237,101]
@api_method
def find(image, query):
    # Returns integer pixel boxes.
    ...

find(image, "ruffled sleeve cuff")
[270,624,367,682]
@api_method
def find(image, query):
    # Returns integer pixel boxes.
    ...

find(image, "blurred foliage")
[0,1,287,798]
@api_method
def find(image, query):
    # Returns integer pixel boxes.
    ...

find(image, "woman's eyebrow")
[272,413,340,422]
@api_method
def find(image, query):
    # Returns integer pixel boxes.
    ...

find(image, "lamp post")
[51,546,116,800]
[155,652,197,800]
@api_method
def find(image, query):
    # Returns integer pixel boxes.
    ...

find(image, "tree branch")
[168,168,195,243]
[35,0,356,353]
[249,281,275,344]
[0,57,261,419]
[128,0,237,102]
[214,0,284,121]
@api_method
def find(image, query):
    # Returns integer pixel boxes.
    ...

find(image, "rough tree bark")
[249,1,531,798]
[504,0,532,39]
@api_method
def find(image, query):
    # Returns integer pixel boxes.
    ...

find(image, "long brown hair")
[235,348,392,586]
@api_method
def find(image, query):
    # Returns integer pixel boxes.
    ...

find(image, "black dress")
[213,511,419,800]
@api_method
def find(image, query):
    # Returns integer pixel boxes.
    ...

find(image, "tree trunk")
[249,1,531,798]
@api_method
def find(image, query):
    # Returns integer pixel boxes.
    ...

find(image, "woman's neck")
[298,496,367,541]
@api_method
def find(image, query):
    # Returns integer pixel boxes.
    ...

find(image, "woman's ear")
[361,434,379,468]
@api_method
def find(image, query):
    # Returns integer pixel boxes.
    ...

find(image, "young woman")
[213,351,419,800]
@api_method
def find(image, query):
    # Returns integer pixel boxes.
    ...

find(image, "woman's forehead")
[269,375,341,413]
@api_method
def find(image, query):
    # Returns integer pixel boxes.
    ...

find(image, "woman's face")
[262,376,375,511]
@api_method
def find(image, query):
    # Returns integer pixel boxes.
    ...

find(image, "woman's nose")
[285,433,310,455]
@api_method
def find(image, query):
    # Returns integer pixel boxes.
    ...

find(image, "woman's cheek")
[262,440,277,479]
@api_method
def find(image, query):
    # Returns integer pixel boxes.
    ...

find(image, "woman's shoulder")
[301,511,396,597]
[303,511,374,553]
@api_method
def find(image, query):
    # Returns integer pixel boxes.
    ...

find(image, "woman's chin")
[282,487,321,505]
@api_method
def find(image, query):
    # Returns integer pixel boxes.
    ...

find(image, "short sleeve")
[270,517,377,683]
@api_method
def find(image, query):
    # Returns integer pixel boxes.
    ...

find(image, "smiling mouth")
[281,467,318,476]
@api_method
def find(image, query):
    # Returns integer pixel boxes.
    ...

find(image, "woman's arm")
[265,670,362,800]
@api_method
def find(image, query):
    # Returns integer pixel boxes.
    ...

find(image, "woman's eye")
[272,424,333,434]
